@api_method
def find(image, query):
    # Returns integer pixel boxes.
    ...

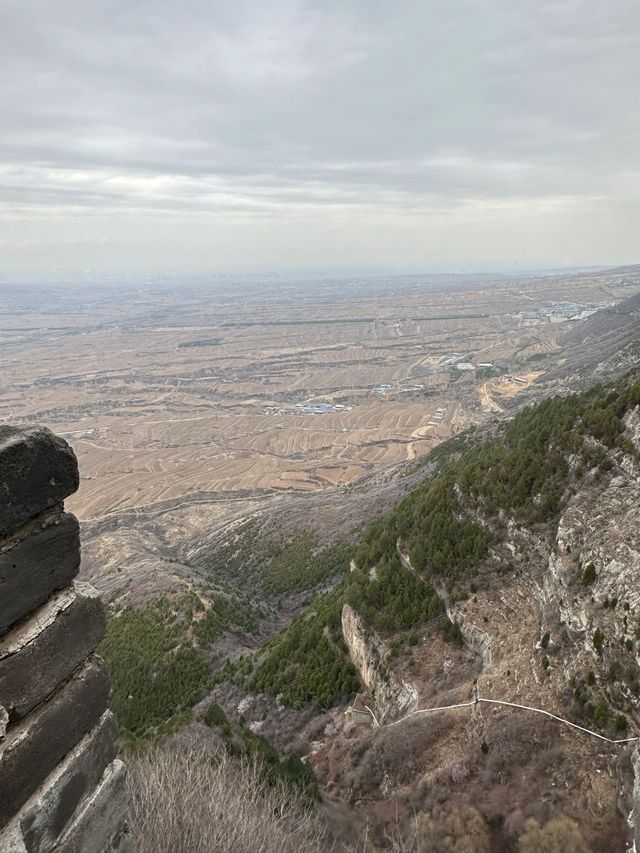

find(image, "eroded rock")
[0,581,105,721]
[0,426,79,538]
[342,603,418,723]
[0,514,80,637]
[53,759,132,853]
[0,656,110,829]
[20,712,118,853]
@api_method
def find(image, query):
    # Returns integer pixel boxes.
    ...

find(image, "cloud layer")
[1,0,639,276]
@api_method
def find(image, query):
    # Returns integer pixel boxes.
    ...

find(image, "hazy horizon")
[2,262,634,290]
[2,1,639,279]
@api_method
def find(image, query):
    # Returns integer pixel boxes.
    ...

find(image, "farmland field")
[1,267,638,600]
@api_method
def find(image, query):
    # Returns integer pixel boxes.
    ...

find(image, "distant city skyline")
[1,1,639,280]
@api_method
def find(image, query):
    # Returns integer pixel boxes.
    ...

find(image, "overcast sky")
[1,0,639,279]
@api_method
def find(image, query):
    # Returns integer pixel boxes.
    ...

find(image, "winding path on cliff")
[374,691,639,745]
[391,546,637,745]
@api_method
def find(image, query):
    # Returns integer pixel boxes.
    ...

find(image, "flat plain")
[2,268,638,599]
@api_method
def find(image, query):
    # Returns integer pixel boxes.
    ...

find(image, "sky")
[1,0,639,280]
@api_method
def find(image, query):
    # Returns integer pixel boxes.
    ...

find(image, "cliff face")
[0,426,131,853]
[425,414,640,847]
[341,603,418,723]
[320,394,640,850]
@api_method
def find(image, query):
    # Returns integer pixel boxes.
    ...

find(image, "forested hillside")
[360,373,639,582]
[102,372,640,725]
[245,373,640,708]
[97,370,640,852]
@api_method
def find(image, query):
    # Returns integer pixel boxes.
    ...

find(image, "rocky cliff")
[341,603,418,723]
[0,426,131,853]
[304,378,640,850]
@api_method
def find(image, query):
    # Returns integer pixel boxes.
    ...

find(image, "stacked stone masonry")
[0,426,132,853]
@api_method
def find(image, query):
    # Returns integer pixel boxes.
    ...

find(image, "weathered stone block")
[20,712,118,853]
[54,759,130,853]
[0,513,80,636]
[0,582,105,721]
[0,656,110,829]
[0,712,119,852]
[0,426,79,538]
[0,821,26,852]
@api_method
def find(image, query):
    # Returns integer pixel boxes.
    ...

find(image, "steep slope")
[96,346,640,847]
[227,373,640,851]
[543,291,640,384]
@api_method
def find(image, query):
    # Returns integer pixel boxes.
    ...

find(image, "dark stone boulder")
[0,426,79,538]
[0,582,105,721]
[0,513,80,636]
[0,656,110,829]
[53,759,131,853]
[19,712,118,853]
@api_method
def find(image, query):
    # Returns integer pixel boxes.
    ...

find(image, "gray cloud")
[0,0,639,276]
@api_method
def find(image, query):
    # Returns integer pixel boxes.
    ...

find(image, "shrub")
[608,660,622,683]
[518,814,589,852]
[593,627,605,655]
[244,374,640,714]
[415,806,490,853]
[128,738,328,853]
[203,702,229,729]
[593,699,610,725]
[615,714,629,732]
[450,763,470,783]
[581,562,596,585]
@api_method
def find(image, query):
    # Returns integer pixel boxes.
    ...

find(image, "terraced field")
[1,267,638,600]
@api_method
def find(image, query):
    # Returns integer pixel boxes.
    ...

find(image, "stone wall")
[0,426,131,852]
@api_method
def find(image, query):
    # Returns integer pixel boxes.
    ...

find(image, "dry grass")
[127,738,330,853]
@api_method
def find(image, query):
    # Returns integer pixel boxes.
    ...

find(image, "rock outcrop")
[342,603,418,723]
[0,426,131,852]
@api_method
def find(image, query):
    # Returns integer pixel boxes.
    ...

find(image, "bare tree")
[128,737,330,853]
